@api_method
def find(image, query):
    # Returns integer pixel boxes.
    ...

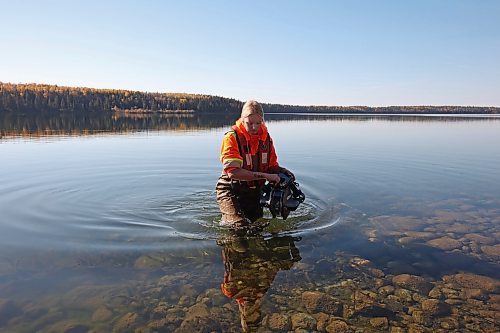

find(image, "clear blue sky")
[1,0,499,106]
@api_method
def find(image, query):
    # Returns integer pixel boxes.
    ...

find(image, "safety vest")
[230,125,271,173]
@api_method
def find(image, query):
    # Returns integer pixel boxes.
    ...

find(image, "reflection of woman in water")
[218,235,301,332]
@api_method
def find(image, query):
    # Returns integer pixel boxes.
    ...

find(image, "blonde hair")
[240,100,264,119]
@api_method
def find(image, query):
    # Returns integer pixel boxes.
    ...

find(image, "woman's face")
[243,114,263,135]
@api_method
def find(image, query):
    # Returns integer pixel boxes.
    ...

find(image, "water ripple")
[2,121,500,251]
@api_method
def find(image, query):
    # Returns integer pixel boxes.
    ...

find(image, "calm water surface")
[0,113,499,332]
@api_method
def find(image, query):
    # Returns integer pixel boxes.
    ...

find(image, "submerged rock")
[178,295,195,307]
[462,233,495,245]
[355,305,397,320]
[369,317,389,329]
[302,291,343,316]
[378,285,395,297]
[290,312,316,330]
[113,312,139,333]
[480,244,500,258]
[439,317,459,330]
[196,288,227,307]
[426,237,462,251]
[150,302,169,320]
[267,313,291,331]
[489,294,500,308]
[313,312,330,332]
[398,237,417,245]
[62,285,121,310]
[176,317,220,333]
[404,231,435,240]
[352,290,378,311]
[445,223,476,234]
[442,273,500,292]
[385,295,407,313]
[185,302,210,318]
[411,309,432,326]
[47,319,90,333]
[325,319,351,333]
[461,288,489,301]
[399,231,436,245]
[432,210,464,224]
[392,274,433,295]
[420,298,451,317]
[176,302,220,333]
[157,273,189,286]
[134,255,166,269]
[91,306,113,322]
[427,287,442,299]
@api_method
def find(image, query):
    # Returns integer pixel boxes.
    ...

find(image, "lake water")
[0,112,499,332]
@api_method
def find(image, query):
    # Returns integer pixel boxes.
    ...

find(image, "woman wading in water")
[216,100,295,229]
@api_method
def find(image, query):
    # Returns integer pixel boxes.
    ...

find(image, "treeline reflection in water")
[0,111,235,139]
[1,111,499,139]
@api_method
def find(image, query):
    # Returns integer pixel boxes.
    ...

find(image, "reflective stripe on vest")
[230,127,271,172]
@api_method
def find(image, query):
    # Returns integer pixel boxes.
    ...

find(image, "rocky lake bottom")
[1,196,498,333]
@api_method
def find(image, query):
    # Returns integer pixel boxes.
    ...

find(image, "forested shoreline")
[1,82,499,114]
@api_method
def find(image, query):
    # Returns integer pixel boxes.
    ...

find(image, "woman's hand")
[266,173,281,184]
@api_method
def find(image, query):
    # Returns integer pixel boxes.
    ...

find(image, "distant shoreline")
[1,82,499,114]
[267,112,500,117]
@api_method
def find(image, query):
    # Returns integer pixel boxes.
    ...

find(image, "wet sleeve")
[220,132,243,173]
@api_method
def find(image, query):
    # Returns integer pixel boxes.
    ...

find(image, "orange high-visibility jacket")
[220,119,279,174]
